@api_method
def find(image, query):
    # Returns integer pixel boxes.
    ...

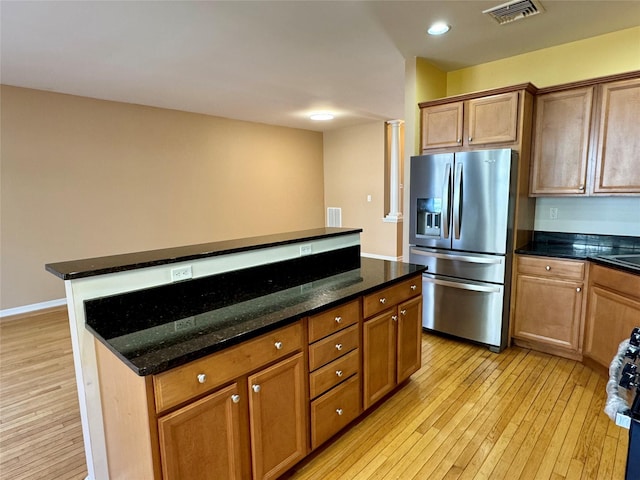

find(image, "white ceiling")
[2,1,639,132]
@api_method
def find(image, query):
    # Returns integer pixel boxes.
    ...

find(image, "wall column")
[385,119,403,223]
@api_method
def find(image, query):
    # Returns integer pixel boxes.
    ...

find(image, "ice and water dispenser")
[416,197,442,238]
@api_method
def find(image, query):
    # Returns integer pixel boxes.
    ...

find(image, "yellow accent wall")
[446,26,640,95]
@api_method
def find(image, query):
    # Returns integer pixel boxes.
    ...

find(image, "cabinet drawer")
[309,349,359,399]
[310,374,361,450]
[517,255,585,281]
[308,324,359,371]
[308,299,360,343]
[154,321,303,413]
[363,276,422,318]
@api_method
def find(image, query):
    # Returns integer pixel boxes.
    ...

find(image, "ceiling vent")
[483,0,545,25]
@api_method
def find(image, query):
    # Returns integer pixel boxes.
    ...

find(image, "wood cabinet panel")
[584,264,640,371]
[308,324,359,371]
[421,102,463,150]
[158,383,243,480]
[154,322,303,413]
[517,255,585,281]
[363,277,421,318]
[309,349,359,399]
[594,77,640,194]
[467,92,519,146]
[530,87,593,195]
[396,296,422,383]
[363,310,396,409]
[248,353,307,480]
[310,374,361,450]
[308,299,360,343]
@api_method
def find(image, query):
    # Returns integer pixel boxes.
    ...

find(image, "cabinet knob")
[576,287,582,293]
[410,285,417,291]
[379,297,386,304]
[579,185,585,190]
[336,370,344,377]
[335,316,342,324]
[197,373,207,384]
[545,265,551,271]
[252,384,261,393]
[468,136,472,142]
[274,341,283,350]
[457,138,461,143]
[336,408,344,416]
[392,315,398,322]
[231,394,240,404]
[400,309,407,316]
[335,343,343,351]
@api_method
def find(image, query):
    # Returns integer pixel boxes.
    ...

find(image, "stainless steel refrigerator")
[408,149,517,352]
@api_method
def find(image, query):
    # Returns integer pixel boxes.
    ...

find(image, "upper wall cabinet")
[419,86,534,153]
[530,72,640,197]
[593,77,640,194]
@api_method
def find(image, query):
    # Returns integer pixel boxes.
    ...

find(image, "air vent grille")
[483,0,545,24]
[327,207,342,227]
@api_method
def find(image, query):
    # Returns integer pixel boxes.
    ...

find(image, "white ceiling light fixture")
[310,112,334,121]
[427,22,451,35]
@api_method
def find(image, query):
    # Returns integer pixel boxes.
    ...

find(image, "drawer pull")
[274,341,283,350]
[545,265,551,271]
[336,370,344,377]
[252,384,261,393]
[400,309,407,316]
[392,315,398,322]
[336,408,344,416]
[379,297,386,304]
[576,287,582,293]
[335,343,343,351]
[197,374,207,384]
[411,285,417,291]
[231,394,240,404]
[335,316,342,324]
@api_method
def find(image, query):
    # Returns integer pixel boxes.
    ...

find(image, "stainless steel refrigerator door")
[409,153,454,249]
[421,273,504,347]
[452,149,516,255]
[409,247,505,284]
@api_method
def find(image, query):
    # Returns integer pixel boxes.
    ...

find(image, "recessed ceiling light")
[310,112,334,121]
[427,22,451,35]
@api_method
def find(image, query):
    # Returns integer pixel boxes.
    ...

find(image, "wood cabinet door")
[594,78,640,194]
[248,353,307,480]
[158,383,243,480]
[396,296,422,383]
[467,91,518,146]
[530,87,593,195]
[363,311,396,409]
[421,102,463,150]
[513,275,584,354]
[584,285,640,367]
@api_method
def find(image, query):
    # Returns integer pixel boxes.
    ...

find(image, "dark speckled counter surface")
[515,231,640,274]
[84,256,425,376]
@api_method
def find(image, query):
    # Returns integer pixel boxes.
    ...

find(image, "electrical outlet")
[174,316,196,331]
[299,245,312,256]
[549,207,558,220]
[171,265,192,282]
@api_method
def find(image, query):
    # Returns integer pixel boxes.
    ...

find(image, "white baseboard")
[0,298,67,318]
[361,252,403,262]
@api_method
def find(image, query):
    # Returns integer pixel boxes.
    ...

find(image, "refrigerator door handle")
[453,163,463,240]
[422,275,502,294]
[410,248,504,265]
[442,163,452,239]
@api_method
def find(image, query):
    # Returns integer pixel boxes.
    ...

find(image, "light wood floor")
[0,309,629,480]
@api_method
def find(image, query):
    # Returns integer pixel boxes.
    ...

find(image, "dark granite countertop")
[46,227,362,280]
[515,232,640,275]
[86,257,425,376]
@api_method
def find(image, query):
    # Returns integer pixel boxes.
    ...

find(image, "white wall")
[535,197,640,236]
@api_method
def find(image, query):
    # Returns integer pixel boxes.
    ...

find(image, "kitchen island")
[46,228,426,480]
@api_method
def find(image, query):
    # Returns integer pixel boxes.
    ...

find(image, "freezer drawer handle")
[410,248,503,265]
[423,276,502,293]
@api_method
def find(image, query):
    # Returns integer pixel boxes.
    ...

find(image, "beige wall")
[323,122,399,258]
[1,86,325,310]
